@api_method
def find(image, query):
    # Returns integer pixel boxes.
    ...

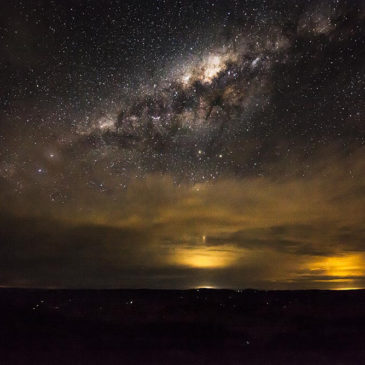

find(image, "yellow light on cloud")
[308,253,365,289]
[172,245,238,269]
[310,254,364,277]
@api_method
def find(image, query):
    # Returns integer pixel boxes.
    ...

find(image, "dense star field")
[0,0,364,289]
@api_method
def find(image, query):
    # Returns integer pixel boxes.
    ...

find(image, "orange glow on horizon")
[307,253,365,289]
[310,254,364,277]
[172,245,239,269]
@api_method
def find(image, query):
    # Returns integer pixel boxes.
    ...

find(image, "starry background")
[0,0,364,289]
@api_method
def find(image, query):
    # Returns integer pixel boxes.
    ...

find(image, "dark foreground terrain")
[1,289,365,364]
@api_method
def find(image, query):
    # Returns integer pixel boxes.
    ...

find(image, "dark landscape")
[1,288,365,364]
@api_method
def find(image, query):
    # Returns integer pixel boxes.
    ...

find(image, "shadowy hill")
[1,288,365,364]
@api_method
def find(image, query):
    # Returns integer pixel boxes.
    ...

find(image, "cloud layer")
[1,147,364,289]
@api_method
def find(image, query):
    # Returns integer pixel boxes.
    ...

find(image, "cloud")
[0,145,364,289]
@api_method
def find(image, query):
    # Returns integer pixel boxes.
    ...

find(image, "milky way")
[0,0,364,289]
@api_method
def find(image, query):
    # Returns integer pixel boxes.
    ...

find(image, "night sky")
[0,0,364,289]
